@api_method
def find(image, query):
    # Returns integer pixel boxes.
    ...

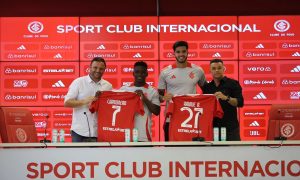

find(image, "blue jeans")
[71,131,97,142]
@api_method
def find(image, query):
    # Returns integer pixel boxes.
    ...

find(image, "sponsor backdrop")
[0,16,299,141]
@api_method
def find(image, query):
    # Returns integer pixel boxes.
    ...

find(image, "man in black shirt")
[202,59,244,141]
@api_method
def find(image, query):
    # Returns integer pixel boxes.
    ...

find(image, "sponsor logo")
[5,93,37,101]
[96,44,106,50]
[4,66,37,75]
[121,43,153,50]
[212,52,221,58]
[189,72,195,79]
[53,120,72,128]
[281,123,295,138]
[86,52,118,59]
[42,93,65,101]
[170,75,176,79]
[244,119,266,127]
[133,53,142,58]
[43,68,74,73]
[53,112,72,118]
[121,66,154,73]
[253,92,267,100]
[281,43,300,49]
[290,65,300,72]
[245,51,276,58]
[243,64,275,74]
[292,52,300,57]
[28,21,44,34]
[35,121,46,128]
[16,128,27,142]
[52,80,65,88]
[13,80,29,88]
[53,53,63,59]
[244,111,265,117]
[200,43,233,49]
[281,78,300,86]
[122,82,133,86]
[274,20,290,32]
[290,91,300,100]
[17,45,26,50]
[43,44,73,50]
[243,79,275,86]
[244,129,265,137]
[255,44,264,49]
[32,112,50,118]
[6,53,38,59]
[249,121,260,127]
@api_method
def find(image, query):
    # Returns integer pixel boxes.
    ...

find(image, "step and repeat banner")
[0,16,299,141]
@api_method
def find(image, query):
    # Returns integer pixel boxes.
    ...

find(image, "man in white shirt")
[120,61,160,141]
[158,41,207,141]
[64,57,113,142]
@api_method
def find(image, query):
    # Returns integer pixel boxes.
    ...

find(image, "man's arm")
[64,96,96,108]
[136,90,160,115]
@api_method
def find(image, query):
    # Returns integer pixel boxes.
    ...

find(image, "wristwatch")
[225,96,230,102]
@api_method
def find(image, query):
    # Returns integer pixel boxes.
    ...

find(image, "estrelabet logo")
[28,21,44,34]
[274,20,290,32]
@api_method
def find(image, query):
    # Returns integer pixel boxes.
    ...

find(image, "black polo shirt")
[202,76,244,130]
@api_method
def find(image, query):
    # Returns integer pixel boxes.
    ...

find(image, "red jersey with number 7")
[89,91,144,142]
[167,94,223,141]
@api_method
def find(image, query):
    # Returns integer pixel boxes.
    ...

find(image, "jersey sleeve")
[136,96,145,116]
[89,98,99,113]
[166,100,175,118]
[214,99,224,119]
[158,70,167,90]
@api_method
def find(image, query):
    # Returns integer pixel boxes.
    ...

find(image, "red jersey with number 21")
[89,91,144,142]
[167,94,223,141]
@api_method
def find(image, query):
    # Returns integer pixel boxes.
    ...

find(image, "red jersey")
[90,91,144,142]
[167,94,223,141]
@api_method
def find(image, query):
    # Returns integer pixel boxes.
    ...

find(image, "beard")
[175,56,187,64]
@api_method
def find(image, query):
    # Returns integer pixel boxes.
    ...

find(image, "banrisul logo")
[28,21,44,34]
[274,20,290,32]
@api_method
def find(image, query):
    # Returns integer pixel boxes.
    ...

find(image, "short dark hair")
[173,41,188,51]
[210,59,224,64]
[134,61,148,69]
[91,57,106,67]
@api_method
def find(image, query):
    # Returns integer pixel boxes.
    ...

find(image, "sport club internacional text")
[56,24,262,33]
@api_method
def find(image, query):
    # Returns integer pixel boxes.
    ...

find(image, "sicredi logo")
[274,20,290,32]
[28,21,44,34]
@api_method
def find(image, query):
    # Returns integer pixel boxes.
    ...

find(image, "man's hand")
[214,91,227,101]
[95,91,102,98]
[163,92,173,101]
[135,90,145,100]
